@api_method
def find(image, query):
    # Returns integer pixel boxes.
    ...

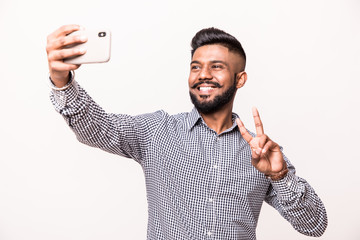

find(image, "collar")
[186,108,240,134]
[186,108,202,131]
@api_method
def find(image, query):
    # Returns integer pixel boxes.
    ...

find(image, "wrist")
[50,71,71,88]
[49,71,75,91]
[265,164,288,181]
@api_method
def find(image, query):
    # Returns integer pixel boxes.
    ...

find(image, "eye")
[212,64,223,69]
[191,65,200,70]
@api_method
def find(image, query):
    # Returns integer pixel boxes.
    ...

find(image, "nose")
[199,67,212,80]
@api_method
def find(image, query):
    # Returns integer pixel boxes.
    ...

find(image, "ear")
[236,72,247,89]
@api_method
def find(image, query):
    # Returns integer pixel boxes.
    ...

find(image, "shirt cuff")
[269,171,305,202]
[49,71,79,110]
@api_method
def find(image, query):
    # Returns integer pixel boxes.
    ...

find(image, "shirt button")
[287,181,292,187]
[209,198,213,202]
[207,231,213,236]
[213,165,218,169]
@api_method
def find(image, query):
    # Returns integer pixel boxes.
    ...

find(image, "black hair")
[191,27,246,69]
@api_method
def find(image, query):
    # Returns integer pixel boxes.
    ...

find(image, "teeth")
[199,87,213,91]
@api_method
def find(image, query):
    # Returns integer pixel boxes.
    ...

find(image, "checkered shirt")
[50,78,327,240]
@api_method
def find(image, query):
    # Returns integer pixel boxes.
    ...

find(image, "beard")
[189,79,237,114]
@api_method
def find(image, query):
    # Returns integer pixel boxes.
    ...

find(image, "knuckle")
[60,24,79,34]
[46,43,53,53]
[47,51,55,61]
[58,37,66,46]
[49,62,57,70]
[59,25,68,32]
[58,51,66,59]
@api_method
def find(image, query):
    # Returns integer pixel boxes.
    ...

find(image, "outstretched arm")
[47,25,163,165]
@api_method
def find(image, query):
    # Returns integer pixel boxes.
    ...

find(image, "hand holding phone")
[46,25,112,88]
[46,25,86,87]
[64,28,111,64]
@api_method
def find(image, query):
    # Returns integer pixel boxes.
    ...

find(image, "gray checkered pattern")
[50,79,327,240]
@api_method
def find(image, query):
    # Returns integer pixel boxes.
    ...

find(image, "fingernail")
[78,48,86,53]
[262,149,266,153]
[256,149,261,155]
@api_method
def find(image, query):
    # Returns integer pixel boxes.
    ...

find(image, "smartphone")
[64,28,111,64]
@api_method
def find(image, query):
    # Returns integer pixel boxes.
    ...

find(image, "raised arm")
[46,25,163,165]
[236,107,327,236]
[236,107,286,179]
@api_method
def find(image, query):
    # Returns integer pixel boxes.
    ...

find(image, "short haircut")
[191,27,246,69]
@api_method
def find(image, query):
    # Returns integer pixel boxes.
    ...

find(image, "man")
[46,25,327,239]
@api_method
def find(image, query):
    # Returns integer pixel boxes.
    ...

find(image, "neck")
[199,102,234,134]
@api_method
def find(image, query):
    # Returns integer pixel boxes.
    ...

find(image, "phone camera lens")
[98,32,106,37]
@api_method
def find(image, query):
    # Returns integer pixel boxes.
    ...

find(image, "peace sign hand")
[236,107,287,177]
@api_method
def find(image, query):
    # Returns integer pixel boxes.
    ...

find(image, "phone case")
[64,29,111,64]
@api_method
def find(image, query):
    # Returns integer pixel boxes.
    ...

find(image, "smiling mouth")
[198,86,216,91]
[196,85,218,97]
[191,81,222,98]
[191,81,222,89]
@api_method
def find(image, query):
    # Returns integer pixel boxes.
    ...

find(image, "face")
[188,44,246,114]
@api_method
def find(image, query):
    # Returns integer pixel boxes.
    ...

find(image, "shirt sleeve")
[49,79,164,165]
[264,154,328,237]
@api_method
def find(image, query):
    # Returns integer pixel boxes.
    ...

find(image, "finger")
[261,139,280,154]
[236,118,253,143]
[251,148,261,163]
[47,34,87,52]
[257,134,268,152]
[47,25,81,44]
[49,61,81,72]
[54,24,82,38]
[48,48,86,61]
[252,107,264,136]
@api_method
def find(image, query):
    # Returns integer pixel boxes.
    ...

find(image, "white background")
[1,0,359,239]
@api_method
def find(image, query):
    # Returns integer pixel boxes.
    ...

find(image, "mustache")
[191,81,222,89]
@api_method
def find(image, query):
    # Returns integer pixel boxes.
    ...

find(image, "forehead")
[192,44,239,63]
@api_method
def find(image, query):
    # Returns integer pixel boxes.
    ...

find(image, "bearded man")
[46,25,327,240]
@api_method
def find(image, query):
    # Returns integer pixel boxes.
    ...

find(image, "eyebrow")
[190,60,201,65]
[190,60,229,67]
